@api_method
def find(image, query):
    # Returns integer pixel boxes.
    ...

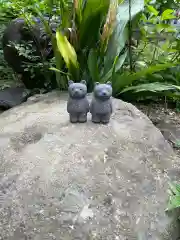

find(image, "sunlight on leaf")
[147,5,159,16]
[49,67,70,75]
[161,9,175,21]
[56,30,79,79]
[56,31,78,68]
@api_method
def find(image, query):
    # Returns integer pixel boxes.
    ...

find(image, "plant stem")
[128,0,133,72]
[150,45,157,65]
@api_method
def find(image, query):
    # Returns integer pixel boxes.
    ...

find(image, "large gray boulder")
[0,91,179,240]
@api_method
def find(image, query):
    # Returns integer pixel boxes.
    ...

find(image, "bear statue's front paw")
[78,113,87,123]
[101,114,111,124]
[70,114,78,123]
[91,114,101,123]
[101,119,110,124]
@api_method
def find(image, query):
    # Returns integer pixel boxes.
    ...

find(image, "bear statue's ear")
[68,80,74,86]
[106,81,112,86]
[80,80,87,85]
[95,82,100,86]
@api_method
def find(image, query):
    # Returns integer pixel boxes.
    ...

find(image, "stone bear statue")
[67,80,90,123]
[90,81,113,124]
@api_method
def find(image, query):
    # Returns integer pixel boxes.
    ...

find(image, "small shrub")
[166,182,180,213]
[0,23,17,89]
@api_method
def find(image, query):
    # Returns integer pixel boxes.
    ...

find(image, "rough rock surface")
[0,91,180,240]
[0,87,27,110]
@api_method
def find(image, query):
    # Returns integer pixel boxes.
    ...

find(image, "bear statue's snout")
[74,89,80,94]
[102,91,107,96]
[72,89,85,98]
[74,89,80,96]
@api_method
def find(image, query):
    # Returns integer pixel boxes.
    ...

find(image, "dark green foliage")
[0,0,179,105]
[0,22,16,89]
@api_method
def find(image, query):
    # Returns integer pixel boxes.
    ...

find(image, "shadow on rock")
[0,87,36,112]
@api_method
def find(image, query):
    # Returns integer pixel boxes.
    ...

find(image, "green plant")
[10,40,55,86]
[166,182,180,212]
[174,139,180,148]
[33,0,145,90]
[108,0,180,100]
[0,22,19,89]
[31,0,145,91]
[0,0,179,102]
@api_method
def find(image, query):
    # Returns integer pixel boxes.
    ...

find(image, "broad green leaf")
[172,85,180,91]
[104,0,144,75]
[113,62,180,94]
[49,67,70,75]
[74,0,83,25]
[140,13,147,22]
[169,182,180,196]
[79,0,110,49]
[59,0,73,29]
[125,62,179,82]
[147,5,159,16]
[87,49,100,82]
[102,51,128,82]
[166,195,180,211]
[155,24,176,34]
[175,140,180,148]
[163,74,177,82]
[119,82,178,94]
[155,23,169,33]
[162,9,174,16]
[56,30,79,79]
[161,9,175,21]
[151,73,164,81]
[136,61,147,68]
[56,32,78,67]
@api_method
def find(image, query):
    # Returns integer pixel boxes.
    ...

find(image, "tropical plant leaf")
[168,182,180,196]
[56,30,79,80]
[56,31,78,68]
[74,0,84,26]
[166,195,180,211]
[119,82,178,94]
[161,9,175,21]
[102,50,128,82]
[104,0,144,75]
[79,0,110,49]
[166,182,180,212]
[49,67,70,75]
[87,49,100,83]
[174,140,180,148]
[147,5,159,16]
[100,0,119,54]
[113,62,180,94]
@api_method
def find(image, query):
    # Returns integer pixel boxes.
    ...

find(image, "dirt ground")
[135,102,180,156]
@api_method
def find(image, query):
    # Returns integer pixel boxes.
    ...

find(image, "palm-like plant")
[52,0,145,90]
[4,0,179,100]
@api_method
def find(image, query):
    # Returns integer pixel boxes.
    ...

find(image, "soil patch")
[135,102,180,156]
